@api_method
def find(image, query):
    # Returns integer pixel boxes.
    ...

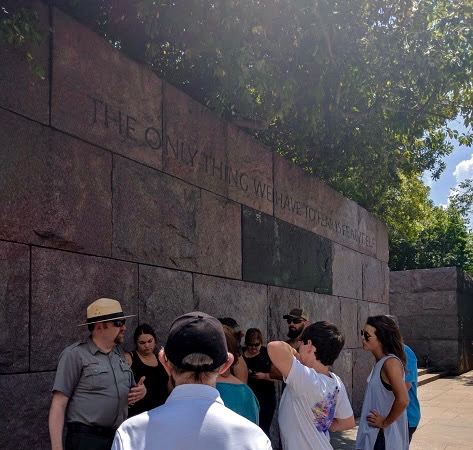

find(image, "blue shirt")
[216,382,260,425]
[404,344,421,427]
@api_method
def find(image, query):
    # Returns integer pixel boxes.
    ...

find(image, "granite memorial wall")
[0,1,389,448]
[391,267,473,374]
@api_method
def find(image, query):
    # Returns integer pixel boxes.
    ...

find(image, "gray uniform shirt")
[53,336,135,428]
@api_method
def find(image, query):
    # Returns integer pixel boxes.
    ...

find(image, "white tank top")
[355,354,409,450]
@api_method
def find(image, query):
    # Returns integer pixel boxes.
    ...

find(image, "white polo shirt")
[112,383,272,450]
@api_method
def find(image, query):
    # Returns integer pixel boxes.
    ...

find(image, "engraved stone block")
[0,0,49,123]
[193,274,268,338]
[332,244,362,299]
[273,155,378,257]
[0,241,30,373]
[138,265,194,347]
[113,156,241,278]
[0,371,54,450]
[0,110,112,255]
[31,248,138,371]
[52,8,163,169]
[226,123,273,214]
[242,206,333,293]
[163,82,227,196]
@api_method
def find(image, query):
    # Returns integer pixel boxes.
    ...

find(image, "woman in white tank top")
[355,315,409,450]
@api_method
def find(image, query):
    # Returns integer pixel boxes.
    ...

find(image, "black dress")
[243,346,276,436]
[127,350,169,417]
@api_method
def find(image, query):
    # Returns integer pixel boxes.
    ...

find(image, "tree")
[45,0,473,212]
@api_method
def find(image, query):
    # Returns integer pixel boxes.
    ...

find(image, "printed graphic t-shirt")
[279,357,353,450]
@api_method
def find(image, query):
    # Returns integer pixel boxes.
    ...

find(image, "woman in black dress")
[243,328,277,436]
[125,324,170,417]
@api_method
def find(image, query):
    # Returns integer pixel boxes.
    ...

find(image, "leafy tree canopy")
[4,0,473,272]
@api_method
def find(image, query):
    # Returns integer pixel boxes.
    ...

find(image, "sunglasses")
[287,318,303,325]
[360,330,372,341]
[111,319,126,327]
[247,343,261,349]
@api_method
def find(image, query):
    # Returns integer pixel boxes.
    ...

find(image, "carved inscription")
[88,95,375,248]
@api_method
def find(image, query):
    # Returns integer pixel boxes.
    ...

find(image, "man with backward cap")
[49,298,147,450]
[112,311,272,450]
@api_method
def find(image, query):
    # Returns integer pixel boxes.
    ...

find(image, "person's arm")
[251,371,278,382]
[405,381,412,391]
[268,362,283,380]
[367,358,409,428]
[124,351,133,367]
[267,341,298,378]
[329,415,355,432]
[49,391,69,450]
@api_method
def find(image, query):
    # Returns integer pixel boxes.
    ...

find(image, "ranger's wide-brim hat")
[78,298,136,326]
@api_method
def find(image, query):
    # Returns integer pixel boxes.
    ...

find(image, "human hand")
[252,372,266,380]
[366,409,386,428]
[128,376,146,405]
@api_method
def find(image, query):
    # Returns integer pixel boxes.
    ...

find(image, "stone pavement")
[331,370,473,450]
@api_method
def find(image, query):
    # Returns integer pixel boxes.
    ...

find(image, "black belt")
[67,422,117,438]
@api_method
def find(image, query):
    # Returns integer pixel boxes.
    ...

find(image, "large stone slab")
[273,155,379,258]
[30,248,138,371]
[51,8,163,169]
[242,206,333,293]
[352,348,373,415]
[331,349,353,404]
[368,302,389,317]
[390,267,458,294]
[0,110,112,255]
[0,0,49,124]
[162,82,227,196]
[226,123,273,215]
[340,298,359,349]
[113,156,241,278]
[357,300,369,336]
[332,244,363,299]
[0,241,30,373]
[193,274,268,339]
[362,256,388,302]
[300,292,341,327]
[267,286,300,342]
[391,291,458,317]
[0,371,54,450]
[138,265,194,347]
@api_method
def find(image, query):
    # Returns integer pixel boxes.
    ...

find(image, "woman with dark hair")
[216,325,260,424]
[125,324,170,417]
[355,315,409,450]
[243,328,277,437]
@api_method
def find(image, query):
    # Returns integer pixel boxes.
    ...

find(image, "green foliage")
[7,0,473,272]
[55,0,473,211]
[0,6,47,79]
[389,202,473,273]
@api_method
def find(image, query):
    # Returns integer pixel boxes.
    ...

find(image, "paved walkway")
[331,370,473,450]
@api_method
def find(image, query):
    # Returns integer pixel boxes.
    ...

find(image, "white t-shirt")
[279,357,353,450]
[111,383,272,450]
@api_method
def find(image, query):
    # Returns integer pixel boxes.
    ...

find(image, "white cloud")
[453,153,473,182]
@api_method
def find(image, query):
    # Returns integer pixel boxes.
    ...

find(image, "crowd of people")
[48,298,420,450]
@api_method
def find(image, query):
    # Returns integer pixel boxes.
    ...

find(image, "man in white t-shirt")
[111,311,272,450]
[268,321,355,450]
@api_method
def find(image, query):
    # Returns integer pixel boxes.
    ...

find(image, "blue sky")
[423,122,473,207]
